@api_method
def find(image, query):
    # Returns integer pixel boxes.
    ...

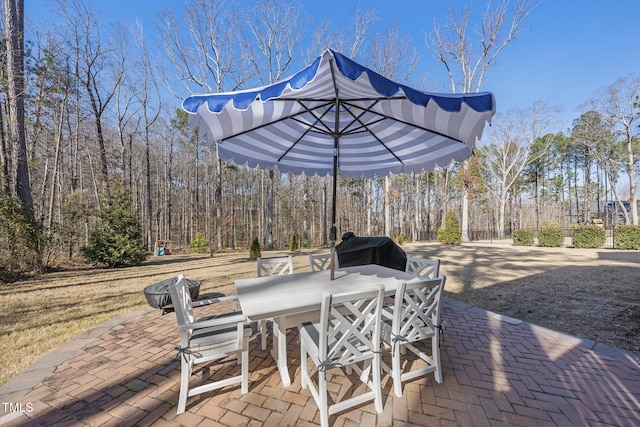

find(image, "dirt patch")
[410,242,640,354]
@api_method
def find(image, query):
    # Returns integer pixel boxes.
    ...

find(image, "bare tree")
[590,75,640,225]
[4,0,33,211]
[479,102,555,238]
[158,0,250,251]
[133,20,162,251]
[367,24,419,84]
[306,7,377,61]
[243,0,307,85]
[57,0,123,201]
[112,21,140,191]
[240,0,307,247]
[0,3,7,192]
[426,0,535,242]
[157,0,247,94]
[28,30,73,232]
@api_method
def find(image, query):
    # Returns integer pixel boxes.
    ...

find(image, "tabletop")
[235,264,416,322]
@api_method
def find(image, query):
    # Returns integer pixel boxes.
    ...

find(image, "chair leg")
[300,341,308,389]
[260,320,267,350]
[177,358,191,414]
[373,353,383,413]
[392,344,403,398]
[433,335,443,384]
[319,371,329,427]
[241,349,249,394]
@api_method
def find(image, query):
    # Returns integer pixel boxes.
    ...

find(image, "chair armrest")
[192,294,239,307]
[178,311,246,330]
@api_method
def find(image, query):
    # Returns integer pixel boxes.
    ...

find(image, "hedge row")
[512,225,640,249]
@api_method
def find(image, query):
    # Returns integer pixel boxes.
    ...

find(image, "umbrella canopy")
[183,49,495,177]
[182,49,496,276]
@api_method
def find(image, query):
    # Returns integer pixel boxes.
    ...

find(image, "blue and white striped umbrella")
[183,49,495,179]
[183,49,496,274]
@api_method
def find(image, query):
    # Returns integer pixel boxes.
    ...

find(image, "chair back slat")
[392,277,445,343]
[168,275,195,345]
[319,286,384,366]
[405,255,440,279]
[257,255,294,276]
[308,253,332,271]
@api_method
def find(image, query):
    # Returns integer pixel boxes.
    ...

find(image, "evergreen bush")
[249,236,261,260]
[191,232,209,253]
[513,229,534,246]
[289,234,298,252]
[0,192,45,276]
[614,225,640,250]
[437,211,462,245]
[538,226,564,247]
[572,225,605,248]
[395,234,406,245]
[80,191,148,268]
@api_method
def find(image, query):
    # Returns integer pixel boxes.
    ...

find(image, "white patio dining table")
[235,264,417,387]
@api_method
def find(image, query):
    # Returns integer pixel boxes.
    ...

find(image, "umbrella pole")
[329,174,337,280]
[330,135,338,280]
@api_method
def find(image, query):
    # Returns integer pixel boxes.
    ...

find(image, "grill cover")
[335,232,407,271]
[143,277,201,309]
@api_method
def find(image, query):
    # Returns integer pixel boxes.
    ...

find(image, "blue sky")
[26,0,640,131]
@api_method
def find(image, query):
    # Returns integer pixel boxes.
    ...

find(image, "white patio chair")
[300,285,385,427]
[257,255,294,276]
[405,254,440,279]
[308,253,335,272]
[381,275,446,397]
[169,274,251,414]
[256,255,294,350]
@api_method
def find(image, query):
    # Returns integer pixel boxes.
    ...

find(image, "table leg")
[272,316,292,387]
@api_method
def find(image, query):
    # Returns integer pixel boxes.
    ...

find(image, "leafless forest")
[1,0,639,275]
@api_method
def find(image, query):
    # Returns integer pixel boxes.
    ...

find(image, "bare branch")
[243,0,307,85]
[426,0,536,93]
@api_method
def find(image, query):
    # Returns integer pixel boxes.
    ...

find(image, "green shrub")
[249,236,261,260]
[538,226,564,247]
[395,234,406,245]
[437,211,462,245]
[81,191,148,268]
[190,232,209,253]
[0,192,46,276]
[289,234,298,252]
[572,225,605,248]
[513,229,534,246]
[614,225,640,250]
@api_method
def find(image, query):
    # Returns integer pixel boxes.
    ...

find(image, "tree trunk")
[216,152,222,250]
[88,95,111,199]
[384,175,391,236]
[627,131,638,225]
[498,188,507,239]
[0,98,9,193]
[145,131,152,251]
[5,0,33,211]
[413,174,420,241]
[584,154,592,223]
[267,169,274,248]
[47,93,68,230]
[461,192,470,242]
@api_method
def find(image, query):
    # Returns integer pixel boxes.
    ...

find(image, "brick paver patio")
[1,297,639,426]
